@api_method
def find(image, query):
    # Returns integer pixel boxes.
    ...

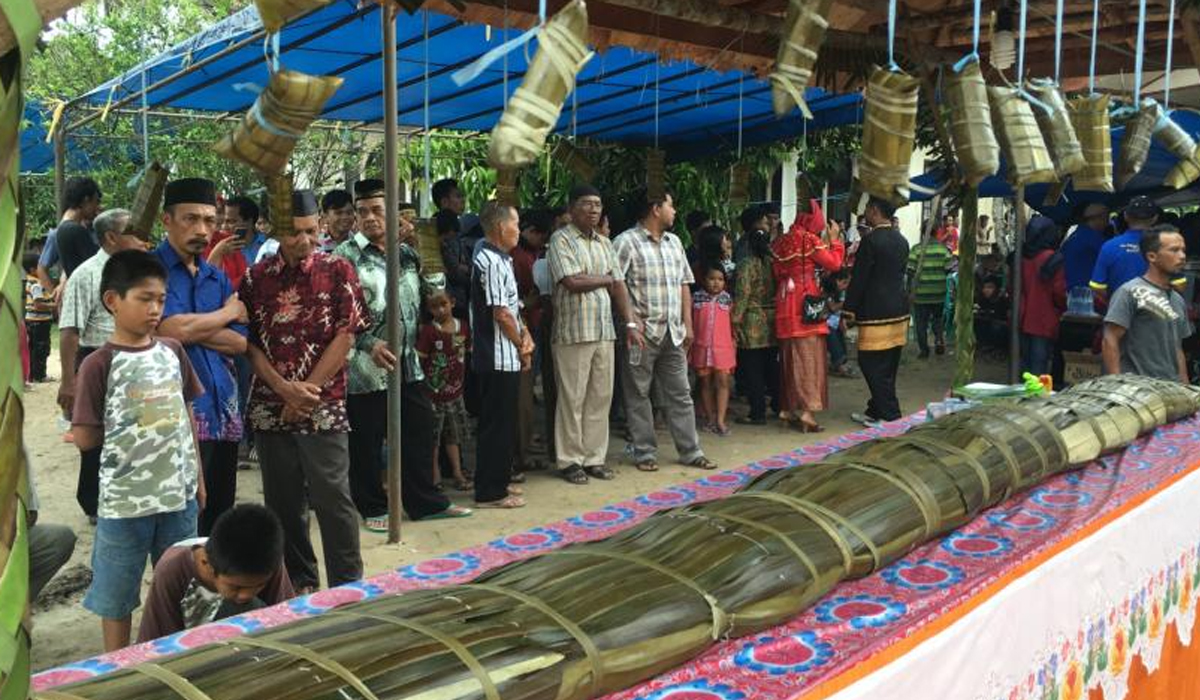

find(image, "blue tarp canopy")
[911,109,1200,216]
[73,0,862,162]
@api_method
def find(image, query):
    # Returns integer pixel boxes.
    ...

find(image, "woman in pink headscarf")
[770,200,845,432]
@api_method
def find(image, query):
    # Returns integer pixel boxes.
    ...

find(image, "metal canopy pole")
[382,1,403,543]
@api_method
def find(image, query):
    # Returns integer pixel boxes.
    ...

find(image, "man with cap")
[333,178,471,532]
[1091,196,1183,299]
[154,177,248,536]
[242,189,370,592]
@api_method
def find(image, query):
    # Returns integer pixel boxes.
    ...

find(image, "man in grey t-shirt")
[1102,225,1192,383]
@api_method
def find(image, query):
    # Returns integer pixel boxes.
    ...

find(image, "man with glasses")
[57,208,149,519]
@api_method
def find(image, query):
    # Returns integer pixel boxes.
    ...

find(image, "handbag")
[800,230,827,324]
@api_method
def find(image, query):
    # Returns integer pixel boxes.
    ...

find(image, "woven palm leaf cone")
[855,66,920,206]
[264,173,294,240]
[488,0,591,169]
[770,0,835,118]
[1025,79,1086,180]
[1068,93,1114,192]
[988,86,1057,186]
[729,162,751,208]
[46,378,1200,700]
[255,0,333,33]
[1157,114,1200,189]
[213,69,343,176]
[551,140,595,181]
[126,162,169,239]
[646,149,665,200]
[943,59,999,187]
[1115,98,1162,190]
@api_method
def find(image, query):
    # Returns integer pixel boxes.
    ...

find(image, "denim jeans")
[827,328,848,368]
[1020,333,1054,376]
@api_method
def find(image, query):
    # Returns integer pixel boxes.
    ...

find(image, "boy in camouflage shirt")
[72,250,206,651]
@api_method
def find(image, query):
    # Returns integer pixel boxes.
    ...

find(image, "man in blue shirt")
[1090,197,1184,299]
[1062,202,1109,292]
[154,178,248,537]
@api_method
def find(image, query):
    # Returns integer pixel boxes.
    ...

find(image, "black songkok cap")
[354,178,386,202]
[164,178,217,207]
[292,189,320,217]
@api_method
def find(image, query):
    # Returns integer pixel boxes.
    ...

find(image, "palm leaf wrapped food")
[856,66,920,206]
[126,162,169,239]
[1115,98,1161,190]
[488,0,592,169]
[988,86,1057,186]
[1025,78,1086,179]
[943,58,999,187]
[770,0,835,118]
[46,376,1200,700]
[213,69,343,175]
[551,139,595,181]
[255,0,333,33]
[1067,93,1114,192]
[1157,112,1200,189]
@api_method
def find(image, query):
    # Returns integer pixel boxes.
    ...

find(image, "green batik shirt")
[333,233,425,392]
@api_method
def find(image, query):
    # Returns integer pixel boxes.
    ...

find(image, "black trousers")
[347,386,450,520]
[475,371,520,503]
[26,320,51,381]
[75,345,99,517]
[737,347,777,421]
[858,346,903,421]
[197,440,239,536]
[539,313,557,460]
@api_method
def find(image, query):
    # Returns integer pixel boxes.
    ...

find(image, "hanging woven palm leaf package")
[489,0,592,169]
[988,86,1056,186]
[943,58,999,187]
[1115,98,1161,190]
[1024,78,1086,179]
[1158,112,1200,189]
[255,0,333,33]
[126,161,169,239]
[855,66,920,206]
[770,0,835,118]
[213,69,343,175]
[551,139,596,181]
[1067,94,1113,192]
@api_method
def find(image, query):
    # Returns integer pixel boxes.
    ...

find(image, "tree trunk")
[953,187,979,389]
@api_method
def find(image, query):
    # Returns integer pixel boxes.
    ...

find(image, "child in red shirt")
[417,290,472,490]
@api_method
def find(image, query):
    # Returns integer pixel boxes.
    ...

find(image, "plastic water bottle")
[628,343,642,366]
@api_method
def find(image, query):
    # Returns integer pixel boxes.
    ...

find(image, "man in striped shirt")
[906,223,953,358]
[615,190,716,472]
[470,202,533,509]
[547,185,640,485]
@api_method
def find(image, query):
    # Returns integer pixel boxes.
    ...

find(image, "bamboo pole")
[382,3,403,544]
[954,188,979,389]
[1009,185,1027,384]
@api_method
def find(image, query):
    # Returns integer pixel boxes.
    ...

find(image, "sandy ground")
[22,342,1004,672]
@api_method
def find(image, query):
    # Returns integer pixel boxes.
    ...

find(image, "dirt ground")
[22,342,1005,672]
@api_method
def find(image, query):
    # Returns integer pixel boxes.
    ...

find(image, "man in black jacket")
[845,198,911,426]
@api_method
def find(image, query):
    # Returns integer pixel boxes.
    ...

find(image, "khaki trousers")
[552,340,614,469]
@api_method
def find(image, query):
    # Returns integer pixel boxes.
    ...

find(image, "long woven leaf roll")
[989,86,1056,186]
[855,66,920,206]
[770,0,835,118]
[488,0,592,169]
[46,376,1200,700]
[944,59,999,187]
[1025,78,1086,179]
[1157,113,1200,189]
[1068,93,1114,193]
[1116,98,1161,190]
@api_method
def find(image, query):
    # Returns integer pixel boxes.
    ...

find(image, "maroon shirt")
[241,251,370,433]
[511,241,544,332]
[137,541,293,643]
[416,320,469,404]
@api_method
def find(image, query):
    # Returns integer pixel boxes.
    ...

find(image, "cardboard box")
[1063,350,1102,385]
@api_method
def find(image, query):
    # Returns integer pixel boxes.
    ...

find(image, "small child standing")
[23,253,54,382]
[416,290,472,491]
[822,269,855,377]
[138,504,293,643]
[72,250,206,652]
[690,266,736,436]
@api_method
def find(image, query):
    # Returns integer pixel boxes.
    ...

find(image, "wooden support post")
[954,188,979,389]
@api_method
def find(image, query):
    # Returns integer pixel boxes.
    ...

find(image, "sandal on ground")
[418,504,473,520]
[712,425,732,437]
[364,515,389,533]
[796,419,825,433]
[475,495,526,509]
[684,456,719,470]
[635,459,659,472]
[584,465,616,480]
[560,464,589,485]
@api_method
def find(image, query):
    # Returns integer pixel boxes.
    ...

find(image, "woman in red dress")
[771,200,845,432]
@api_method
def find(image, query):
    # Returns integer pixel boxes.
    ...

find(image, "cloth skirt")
[779,335,828,413]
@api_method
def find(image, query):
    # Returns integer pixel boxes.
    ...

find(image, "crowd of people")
[18,169,1196,655]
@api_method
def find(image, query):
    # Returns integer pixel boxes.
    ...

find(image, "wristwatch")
[625,321,639,330]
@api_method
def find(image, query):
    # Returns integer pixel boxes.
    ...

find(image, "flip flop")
[584,465,615,480]
[560,464,589,485]
[364,515,389,533]
[419,505,473,520]
[684,456,719,470]
[635,460,659,472]
[475,495,526,509]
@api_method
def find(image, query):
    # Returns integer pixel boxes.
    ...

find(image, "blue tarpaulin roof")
[73,0,862,161]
